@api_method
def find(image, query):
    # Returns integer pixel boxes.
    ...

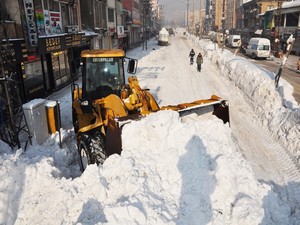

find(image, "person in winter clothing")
[297,58,300,73]
[189,49,195,65]
[196,53,203,72]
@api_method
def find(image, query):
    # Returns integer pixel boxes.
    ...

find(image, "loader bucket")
[161,95,229,124]
[106,116,122,156]
[106,114,143,156]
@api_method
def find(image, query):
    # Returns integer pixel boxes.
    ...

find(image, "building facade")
[1,0,159,104]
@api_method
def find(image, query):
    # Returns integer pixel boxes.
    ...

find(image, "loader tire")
[77,130,107,172]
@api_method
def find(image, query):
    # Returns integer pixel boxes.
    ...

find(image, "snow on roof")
[282,0,300,8]
[159,27,169,35]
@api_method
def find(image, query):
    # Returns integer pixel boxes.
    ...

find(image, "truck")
[158,28,169,46]
[71,49,229,171]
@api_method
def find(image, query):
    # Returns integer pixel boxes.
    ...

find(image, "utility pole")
[192,0,195,34]
[199,0,201,34]
[274,0,283,57]
[217,0,222,48]
[142,0,149,51]
[187,0,189,31]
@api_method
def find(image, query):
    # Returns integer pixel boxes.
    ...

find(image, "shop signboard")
[36,9,46,36]
[117,26,125,38]
[23,0,38,47]
[65,33,85,48]
[49,11,62,34]
[38,36,66,54]
[44,10,51,35]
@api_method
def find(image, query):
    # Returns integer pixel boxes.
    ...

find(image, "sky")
[0,28,300,224]
[159,0,201,25]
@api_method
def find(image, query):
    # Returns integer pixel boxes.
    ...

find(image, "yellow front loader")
[72,49,229,171]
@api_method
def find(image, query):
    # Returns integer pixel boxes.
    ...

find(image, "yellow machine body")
[72,49,229,170]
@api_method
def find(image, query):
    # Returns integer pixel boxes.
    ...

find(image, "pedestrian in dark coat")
[196,53,203,72]
[189,49,195,65]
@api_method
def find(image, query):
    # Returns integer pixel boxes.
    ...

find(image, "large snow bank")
[189,35,300,161]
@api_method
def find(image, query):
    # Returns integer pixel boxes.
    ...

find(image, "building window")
[108,8,115,23]
[49,0,59,11]
[60,2,70,31]
[286,12,299,27]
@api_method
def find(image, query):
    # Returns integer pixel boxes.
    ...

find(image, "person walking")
[189,49,195,65]
[297,58,300,73]
[196,52,203,72]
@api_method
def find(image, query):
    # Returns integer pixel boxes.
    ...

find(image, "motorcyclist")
[189,49,195,65]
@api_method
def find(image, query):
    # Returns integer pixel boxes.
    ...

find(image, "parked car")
[227,35,241,48]
[245,38,271,59]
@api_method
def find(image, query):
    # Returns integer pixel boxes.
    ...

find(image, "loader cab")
[81,49,136,100]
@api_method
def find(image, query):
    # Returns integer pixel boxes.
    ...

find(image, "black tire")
[77,130,107,172]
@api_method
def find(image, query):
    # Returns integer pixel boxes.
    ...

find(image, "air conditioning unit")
[65,25,79,34]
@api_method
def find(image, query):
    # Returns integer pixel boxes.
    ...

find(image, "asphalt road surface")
[227,47,300,103]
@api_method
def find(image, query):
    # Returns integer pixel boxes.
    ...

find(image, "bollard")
[45,100,58,134]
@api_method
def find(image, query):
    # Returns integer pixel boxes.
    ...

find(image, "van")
[227,35,241,48]
[245,38,271,59]
[158,28,169,46]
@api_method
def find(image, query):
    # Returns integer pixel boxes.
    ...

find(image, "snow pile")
[0,111,295,224]
[190,35,300,159]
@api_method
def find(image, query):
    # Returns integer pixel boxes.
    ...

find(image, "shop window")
[23,57,45,99]
[51,51,70,87]
[51,52,60,86]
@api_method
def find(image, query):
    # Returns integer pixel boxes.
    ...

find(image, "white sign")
[23,0,38,47]
[117,26,124,38]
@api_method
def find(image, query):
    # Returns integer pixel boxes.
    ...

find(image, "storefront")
[0,38,51,102]
[38,35,72,90]
[65,33,92,78]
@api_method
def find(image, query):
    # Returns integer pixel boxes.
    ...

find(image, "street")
[132,33,300,210]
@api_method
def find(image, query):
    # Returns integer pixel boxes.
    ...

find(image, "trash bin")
[45,100,60,134]
[23,99,49,145]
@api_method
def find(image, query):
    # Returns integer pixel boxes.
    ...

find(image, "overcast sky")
[159,0,201,26]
